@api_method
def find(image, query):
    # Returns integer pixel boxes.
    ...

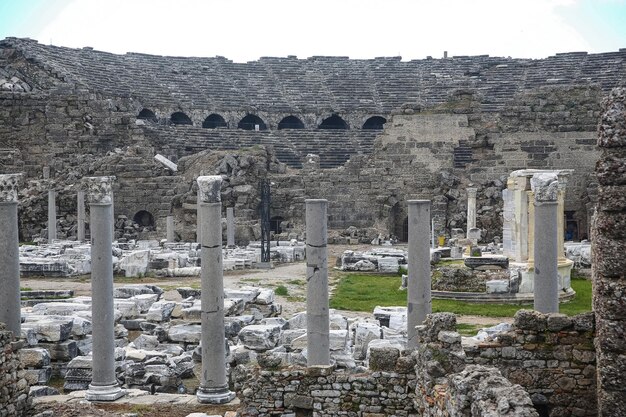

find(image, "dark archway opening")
[278,116,305,130]
[202,113,227,129]
[319,114,348,130]
[170,112,192,126]
[565,210,579,241]
[238,114,267,131]
[363,116,387,130]
[137,108,158,123]
[270,216,284,234]
[133,210,155,227]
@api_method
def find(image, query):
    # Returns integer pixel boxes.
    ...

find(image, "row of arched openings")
[137,109,387,130]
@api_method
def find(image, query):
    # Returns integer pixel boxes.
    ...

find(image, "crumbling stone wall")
[463,310,596,417]
[593,87,626,417]
[0,323,31,417]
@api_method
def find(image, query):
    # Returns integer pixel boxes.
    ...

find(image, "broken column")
[306,199,330,366]
[77,190,85,241]
[531,173,559,313]
[407,200,431,348]
[84,176,125,401]
[466,187,477,238]
[594,87,626,417]
[48,188,56,242]
[196,189,202,243]
[166,215,174,242]
[0,174,22,335]
[226,207,235,247]
[196,176,235,404]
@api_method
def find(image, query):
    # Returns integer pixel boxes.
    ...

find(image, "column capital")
[197,176,222,203]
[467,188,478,198]
[83,176,115,204]
[0,173,22,203]
[530,173,559,202]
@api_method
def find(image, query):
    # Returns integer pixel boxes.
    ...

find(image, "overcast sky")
[1,0,625,62]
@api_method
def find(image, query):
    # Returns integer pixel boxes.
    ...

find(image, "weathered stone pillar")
[593,87,626,417]
[407,200,431,348]
[466,188,477,238]
[84,177,125,402]
[48,189,56,242]
[166,215,174,242]
[306,199,330,366]
[531,173,559,313]
[77,190,85,242]
[196,176,235,404]
[196,190,202,243]
[226,207,235,247]
[0,174,22,335]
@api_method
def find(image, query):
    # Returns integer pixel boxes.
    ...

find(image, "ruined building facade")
[1,37,625,241]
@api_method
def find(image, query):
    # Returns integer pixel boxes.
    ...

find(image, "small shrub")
[275,285,289,296]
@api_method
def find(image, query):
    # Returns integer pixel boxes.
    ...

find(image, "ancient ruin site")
[0,35,625,417]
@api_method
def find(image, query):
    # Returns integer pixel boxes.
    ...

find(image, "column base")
[85,383,126,401]
[196,385,236,404]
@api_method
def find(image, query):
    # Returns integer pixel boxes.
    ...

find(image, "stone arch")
[362,116,387,130]
[390,202,408,242]
[278,116,305,130]
[319,114,348,130]
[170,112,192,125]
[202,113,228,129]
[133,210,155,227]
[238,114,267,131]
[137,108,158,123]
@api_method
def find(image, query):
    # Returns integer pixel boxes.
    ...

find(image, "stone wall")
[0,323,31,417]
[593,87,626,417]
[463,310,596,417]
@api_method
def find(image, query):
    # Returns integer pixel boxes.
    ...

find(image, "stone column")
[84,177,125,402]
[594,87,626,417]
[226,207,235,247]
[531,173,559,313]
[407,200,431,348]
[166,215,174,242]
[196,176,235,404]
[466,188,477,238]
[48,189,56,242]
[196,189,202,243]
[306,199,330,366]
[77,190,85,242]
[0,174,22,335]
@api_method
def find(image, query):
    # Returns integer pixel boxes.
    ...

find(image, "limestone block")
[368,346,400,371]
[353,322,382,360]
[280,329,307,347]
[354,259,376,271]
[39,340,78,361]
[254,289,275,305]
[130,293,160,313]
[260,317,287,329]
[486,280,509,293]
[330,312,349,330]
[238,324,282,351]
[18,348,51,368]
[287,311,307,329]
[291,330,348,352]
[23,367,51,385]
[373,306,407,331]
[21,318,74,342]
[114,299,140,319]
[167,324,201,343]
[131,334,159,350]
[29,385,60,397]
[117,250,150,277]
[30,302,90,316]
[225,288,261,304]
[225,298,245,316]
[146,301,177,322]
[378,257,399,273]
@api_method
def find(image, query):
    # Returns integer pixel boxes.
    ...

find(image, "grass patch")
[330,273,593,318]
[287,279,305,286]
[456,323,482,336]
[435,259,466,267]
[286,296,305,302]
[275,285,289,296]
[20,287,33,291]
[240,277,262,283]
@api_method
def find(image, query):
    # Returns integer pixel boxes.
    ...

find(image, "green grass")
[330,273,593,318]
[456,323,481,336]
[275,285,289,296]
[287,279,305,286]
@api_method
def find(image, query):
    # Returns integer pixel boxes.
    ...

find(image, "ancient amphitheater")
[0,37,625,417]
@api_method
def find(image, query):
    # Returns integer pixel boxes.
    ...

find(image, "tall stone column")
[166,215,175,242]
[226,207,235,247]
[306,199,330,366]
[77,190,85,242]
[593,87,626,417]
[0,174,22,335]
[407,200,431,348]
[466,188,477,238]
[531,173,559,313]
[196,176,235,404]
[84,177,125,402]
[48,189,57,242]
[196,190,202,243]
